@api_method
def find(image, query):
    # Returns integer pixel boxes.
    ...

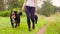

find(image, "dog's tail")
[34,15,38,24]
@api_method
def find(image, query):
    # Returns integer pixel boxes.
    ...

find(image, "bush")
[0,11,10,17]
[0,10,26,17]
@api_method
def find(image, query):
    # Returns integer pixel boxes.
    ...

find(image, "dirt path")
[37,15,56,34]
[36,16,50,34]
[37,13,60,34]
[37,24,47,34]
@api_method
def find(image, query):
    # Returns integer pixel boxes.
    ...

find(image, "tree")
[54,6,60,13]
[39,0,54,16]
[0,0,24,10]
[0,0,5,11]
[8,0,24,10]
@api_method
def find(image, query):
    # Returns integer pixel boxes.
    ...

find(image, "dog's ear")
[19,11,22,16]
[14,11,17,13]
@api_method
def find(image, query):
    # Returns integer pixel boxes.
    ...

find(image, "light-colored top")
[25,0,35,7]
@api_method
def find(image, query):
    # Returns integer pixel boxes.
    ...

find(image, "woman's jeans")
[25,6,35,30]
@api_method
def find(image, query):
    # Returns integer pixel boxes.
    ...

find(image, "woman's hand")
[34,0,37,12]
[22,0,27,11]
[22,6,25,11]
[35,7,37,12]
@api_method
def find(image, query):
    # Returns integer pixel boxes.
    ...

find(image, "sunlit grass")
[0,16,47,34]
[45,13,60,34]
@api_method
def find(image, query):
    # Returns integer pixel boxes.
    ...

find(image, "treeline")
[38,0,60,16]
[0,0,60,17]
[0,0,24,10]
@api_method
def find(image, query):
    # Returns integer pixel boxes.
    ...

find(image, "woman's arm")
[22,0,27,11]
[34,0,37,12]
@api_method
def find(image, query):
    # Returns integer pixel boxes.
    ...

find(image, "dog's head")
[11,10,17,19]
[11,10,17,15]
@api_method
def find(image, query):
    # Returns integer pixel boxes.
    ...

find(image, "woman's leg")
[25,6,31,31]
[30,7,35,29]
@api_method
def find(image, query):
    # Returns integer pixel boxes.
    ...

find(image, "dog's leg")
[11,22,14,28]
[10,17,14,28]
[18,20,20,26]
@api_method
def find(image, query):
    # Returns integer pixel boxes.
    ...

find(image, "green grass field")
[0,12,60,34]
[45,14,60,34]
[0,16,47,34]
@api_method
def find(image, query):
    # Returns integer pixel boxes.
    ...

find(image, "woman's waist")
[25,4,35,7]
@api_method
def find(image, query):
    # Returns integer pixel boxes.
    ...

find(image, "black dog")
[10,10,22,28]
[34,15,38,24]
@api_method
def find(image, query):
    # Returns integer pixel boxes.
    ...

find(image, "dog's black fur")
[34,15,38,24]
[10,10,22,28]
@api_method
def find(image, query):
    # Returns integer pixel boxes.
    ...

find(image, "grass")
[45,13,60,34]
[0,16,47,34]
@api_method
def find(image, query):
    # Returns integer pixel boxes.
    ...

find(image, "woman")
[22,0,37,31]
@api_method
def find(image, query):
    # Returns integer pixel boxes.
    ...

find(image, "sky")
[52,0,60,6]
[37,0,60,7]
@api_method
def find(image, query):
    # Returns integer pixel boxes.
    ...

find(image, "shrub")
[0,11,10,17]
[0,10,26,17]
